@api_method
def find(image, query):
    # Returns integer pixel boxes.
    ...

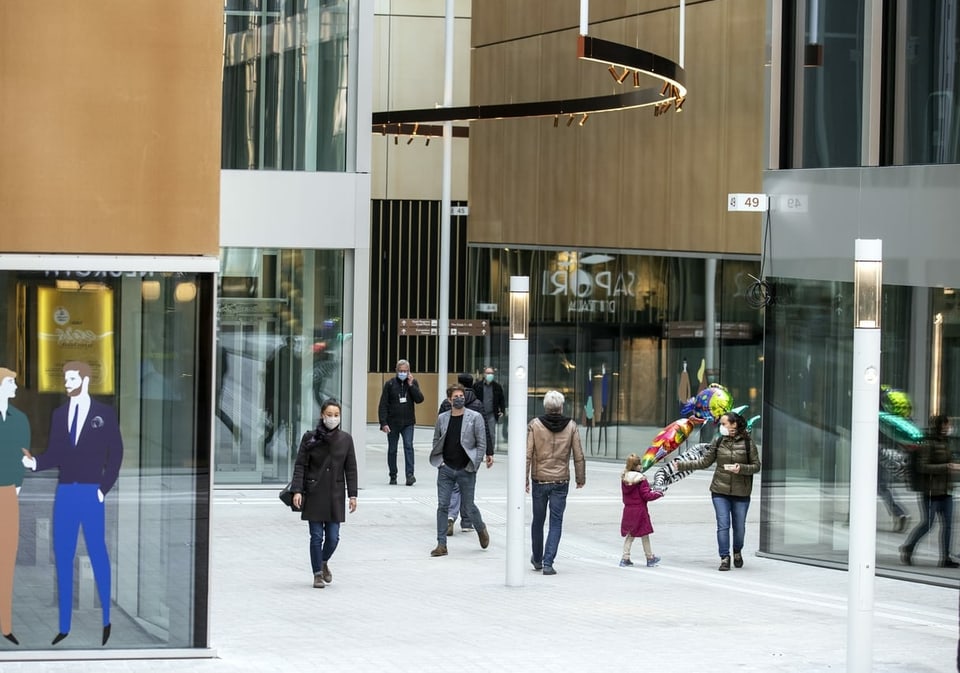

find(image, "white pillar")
[506,277,529,586]
[437,0,455,405]
[847,239,882,673]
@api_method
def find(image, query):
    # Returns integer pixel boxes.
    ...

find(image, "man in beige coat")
[525,390,586,575]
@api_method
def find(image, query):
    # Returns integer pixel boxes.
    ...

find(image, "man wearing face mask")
[378,359,424,485]
[428,384,491,557]
[473,366,505,453]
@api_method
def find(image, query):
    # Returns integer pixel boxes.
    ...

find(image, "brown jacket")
[525,416,586,487]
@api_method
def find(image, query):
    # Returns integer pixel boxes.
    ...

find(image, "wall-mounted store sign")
[541,269,635,315]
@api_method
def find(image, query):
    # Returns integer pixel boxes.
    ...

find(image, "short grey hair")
[543,390,564,414]
[396,359,410,370]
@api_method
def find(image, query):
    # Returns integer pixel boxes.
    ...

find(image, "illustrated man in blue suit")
[22,360,123,646]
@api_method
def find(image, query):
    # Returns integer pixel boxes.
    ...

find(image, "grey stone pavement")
[3,425,958,672]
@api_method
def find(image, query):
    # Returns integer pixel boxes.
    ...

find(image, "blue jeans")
[904,494,954,559]
[308,521,340,574]
[531,481,569,568]
[447,484,471,527]
[387,424,416,478]
[711,493,750,558]
[436,465,485,544]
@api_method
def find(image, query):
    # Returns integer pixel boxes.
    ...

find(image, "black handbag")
[279,482,299,510]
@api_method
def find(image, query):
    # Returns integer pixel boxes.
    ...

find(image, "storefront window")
[215,248,344,485]
[222,0,350,171]
[0,258,215,651]
[762,277,958,585]
[469,248,763,462]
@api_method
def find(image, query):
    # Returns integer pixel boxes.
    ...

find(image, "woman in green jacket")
[675,411,761,571]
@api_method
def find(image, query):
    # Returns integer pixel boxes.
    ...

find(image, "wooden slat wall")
[469,0,765,256]
[368,200,472,375]
[0,1,222,255]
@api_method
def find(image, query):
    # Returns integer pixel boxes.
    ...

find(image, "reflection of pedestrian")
[22,361,124,646]
[877,442,908,531]
[290,399,358,588]
[900,415,960,568]
[0,367,28,646]
[526,390,586,576]
[216,345,240,443]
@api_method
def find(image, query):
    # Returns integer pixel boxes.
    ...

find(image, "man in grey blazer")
[429,383,492,557]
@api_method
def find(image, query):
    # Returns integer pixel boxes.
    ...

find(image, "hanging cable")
[744,207,774,309]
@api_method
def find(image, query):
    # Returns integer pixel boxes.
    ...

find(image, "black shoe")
[939,558,959,568]
[52,632,69,645]
[446,519,455,536]
[719,556,731,571]
[899,545,913,566]
[389,476,397,485]
[406,474,416,486]
[733,552,744,568]
[102,624,111,646]
[3,632,18,645]
[530,555,542,571]
[541,565,557,575]
[477,527,490,549]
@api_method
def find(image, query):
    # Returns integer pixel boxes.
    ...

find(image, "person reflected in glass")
[291,400,358,588]
[674,411,761,571]
[900,414,960,568]
[0,368,29,646]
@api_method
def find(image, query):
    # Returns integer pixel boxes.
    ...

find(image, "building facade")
[761,0,960,587]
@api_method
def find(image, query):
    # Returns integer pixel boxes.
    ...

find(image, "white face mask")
[719,425,731,437]
[322,416,340,430]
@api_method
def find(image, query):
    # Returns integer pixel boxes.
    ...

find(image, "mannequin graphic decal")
[22,361,123,646]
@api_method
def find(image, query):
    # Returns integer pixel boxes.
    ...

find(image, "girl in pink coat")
[620,453,663,567]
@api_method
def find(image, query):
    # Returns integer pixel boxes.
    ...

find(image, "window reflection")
[221,0,350,171]
[215,248,344,485]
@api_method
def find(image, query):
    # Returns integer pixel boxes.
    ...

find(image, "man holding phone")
[378,359,424,485]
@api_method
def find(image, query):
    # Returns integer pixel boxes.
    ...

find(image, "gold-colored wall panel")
[366,372,440,426]
[469,0,764,255]
[0,2,222,255]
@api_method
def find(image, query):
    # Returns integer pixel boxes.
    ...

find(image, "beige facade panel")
[0,2,222,255]
[469,0,764,255]
[372,9,471,201]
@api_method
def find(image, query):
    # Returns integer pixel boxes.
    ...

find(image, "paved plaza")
[2,425,958,672]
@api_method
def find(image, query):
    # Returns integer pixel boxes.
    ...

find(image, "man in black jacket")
[473,366,506,453]
[378,359,424,485]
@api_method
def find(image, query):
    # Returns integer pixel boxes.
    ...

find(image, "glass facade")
[468,248,763,461]
[215,248,345,485]
[0,261,214,651]
[762,278,959,585]
[222,0,350,171]
[898,1,960,164]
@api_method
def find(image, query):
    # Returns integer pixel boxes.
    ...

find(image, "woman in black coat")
[291,399,358,588]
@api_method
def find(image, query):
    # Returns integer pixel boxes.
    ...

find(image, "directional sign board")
[398,318,438,336]
[450,319,488,337]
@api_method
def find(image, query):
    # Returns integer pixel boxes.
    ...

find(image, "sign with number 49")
[727,193,769,212]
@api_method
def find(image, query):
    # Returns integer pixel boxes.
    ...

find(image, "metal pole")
[506,277,529,586]
[579,0,589,35]
[437,0,454,405]
[847,239,882,673]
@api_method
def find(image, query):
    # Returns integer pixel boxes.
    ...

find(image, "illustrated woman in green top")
[0,367,29,645]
